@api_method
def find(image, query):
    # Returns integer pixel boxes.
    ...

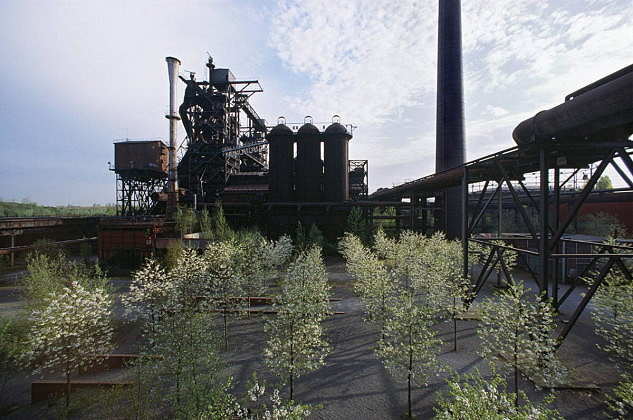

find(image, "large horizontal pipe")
[513,66,633,146]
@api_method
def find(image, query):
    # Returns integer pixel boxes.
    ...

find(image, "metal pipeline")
[165,56,181,215]
[513,66,633,146]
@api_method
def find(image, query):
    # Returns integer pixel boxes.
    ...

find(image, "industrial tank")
[267,123,295,201]
[323,123,352,201]
[296,123,323,201]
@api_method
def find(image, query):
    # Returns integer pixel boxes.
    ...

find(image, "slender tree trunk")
[136,356,143,419]
[514,325,519,408]
[289,373,294,401]
[453,297,458,352]
[408,323,413,418]
[223,308,228,350]
[289,320,294,400]
[65,366,70,409]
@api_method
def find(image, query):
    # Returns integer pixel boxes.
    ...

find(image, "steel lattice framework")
[177,56,267,203]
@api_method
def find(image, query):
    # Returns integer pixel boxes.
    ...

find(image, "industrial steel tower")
[436,0,465,238]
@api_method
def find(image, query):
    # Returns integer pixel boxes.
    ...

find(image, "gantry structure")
[371,65,633,344]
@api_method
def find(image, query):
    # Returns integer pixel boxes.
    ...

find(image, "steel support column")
[462,167,469,280]
[539,148,549,296]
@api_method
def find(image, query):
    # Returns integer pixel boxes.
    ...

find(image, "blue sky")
[0,0,631,205]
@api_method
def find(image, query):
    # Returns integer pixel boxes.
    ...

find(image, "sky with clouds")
[0,0,631,205]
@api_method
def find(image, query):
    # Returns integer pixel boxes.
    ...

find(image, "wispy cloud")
[1,0,632,203]
[268,0,633,189]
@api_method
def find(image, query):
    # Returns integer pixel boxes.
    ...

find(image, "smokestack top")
[165,56,181,65]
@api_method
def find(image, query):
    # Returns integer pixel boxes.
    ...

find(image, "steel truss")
[461,140,633,343]
[349,160,369,200]
[116,174,166,216]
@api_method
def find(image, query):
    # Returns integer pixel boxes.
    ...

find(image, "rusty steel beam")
[0,237,97,255]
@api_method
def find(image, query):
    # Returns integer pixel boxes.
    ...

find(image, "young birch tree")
[144,308,228,418]
[264,246,331,400]
[340,233,395,331]
[478,282,565,407]
[590,268,633,418]
[201,242,241,350]
[376,290,444,419]
[26,281,113,408]
[420,234,474,351]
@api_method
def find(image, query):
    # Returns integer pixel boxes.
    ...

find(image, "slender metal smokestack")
[165,56,181,216]
[436,0,465,239]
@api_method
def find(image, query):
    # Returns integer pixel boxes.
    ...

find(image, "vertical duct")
[436,0,465,238]
[166,56,181,216]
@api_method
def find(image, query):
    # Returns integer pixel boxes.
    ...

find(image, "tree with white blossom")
[433,370,563,419]
[340,232,395,331]
[122,258,175,332]
[228,374,313,420]
[264,246,331,400]
[26,281,113,408]
[233,232,294,297]
[590,264,633,418]
[201,241,242,350]
[376,290,444,419]
[478,282,565,407]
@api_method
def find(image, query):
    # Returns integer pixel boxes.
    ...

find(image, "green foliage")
[433,370,562,420]
[174,206,197,238]
[573,211,628,238]
[595,175,613,191]
[142,309,230,418]
[163,239,184,270]
[294,222,325,253]
[590,267,633,418]
[607,376,633,419]
[346,207,371,245]
[22,250,109,310]
[591,271,633,372]
[198,208,212,238]
[0,317,29,411]
[232,231,294,297]
[0,201,116,217]
[307,224,324,250]
[210,205,233,241]
[373,206,396,229]
[478,283,565,406]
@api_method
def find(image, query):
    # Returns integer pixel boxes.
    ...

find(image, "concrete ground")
[0,258,620,419]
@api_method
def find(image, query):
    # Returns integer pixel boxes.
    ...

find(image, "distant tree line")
[0,200,116,217]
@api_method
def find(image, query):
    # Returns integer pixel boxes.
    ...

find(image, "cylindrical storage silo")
[267,124,295,201]
[296,123,322,201]
[323,123,352,201]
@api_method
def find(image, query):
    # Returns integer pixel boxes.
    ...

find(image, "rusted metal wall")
[114,141,168,174]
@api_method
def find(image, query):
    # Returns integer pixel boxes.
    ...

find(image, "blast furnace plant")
[110,56,370,240]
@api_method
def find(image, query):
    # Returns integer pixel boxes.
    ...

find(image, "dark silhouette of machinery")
[177,57,267,203]
[267,116,355,203]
